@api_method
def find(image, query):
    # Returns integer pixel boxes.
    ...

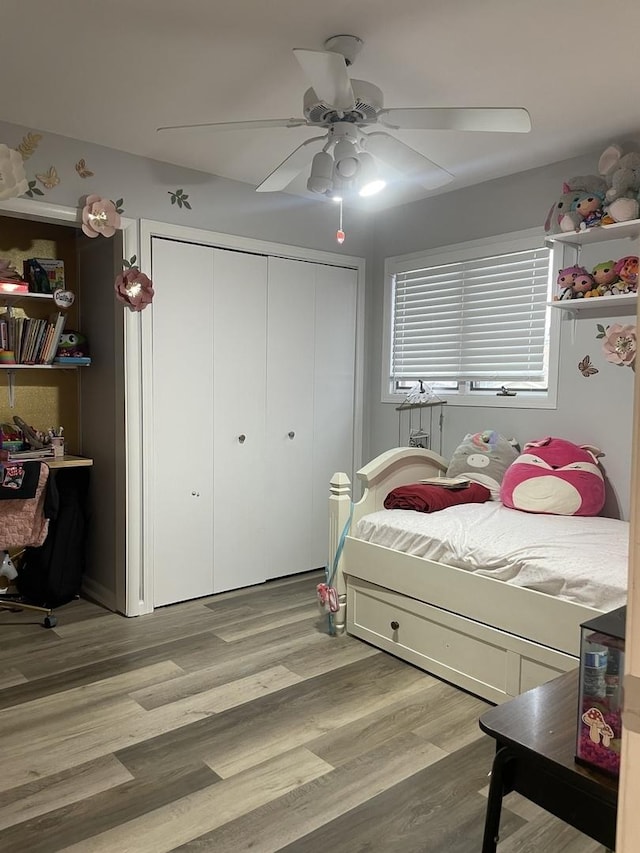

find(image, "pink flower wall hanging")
[115,260,154,312]
[81,194,121,238]
[596,323,637,370]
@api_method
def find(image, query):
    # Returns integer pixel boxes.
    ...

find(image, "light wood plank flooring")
[0,572,604,852]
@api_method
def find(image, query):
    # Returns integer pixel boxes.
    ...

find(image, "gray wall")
[365,148,637,519]
[0,120,373,258]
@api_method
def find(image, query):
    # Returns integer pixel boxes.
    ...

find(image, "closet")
[151,237,358,606]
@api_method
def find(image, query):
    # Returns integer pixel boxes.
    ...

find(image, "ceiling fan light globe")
[335,157,359,178]
[307,151,334,193]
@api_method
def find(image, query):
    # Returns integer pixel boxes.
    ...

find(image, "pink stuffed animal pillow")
[500,437,605,516]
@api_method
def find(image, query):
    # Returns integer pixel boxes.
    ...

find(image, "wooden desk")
[479,669,618,851]
[46,455,93,469]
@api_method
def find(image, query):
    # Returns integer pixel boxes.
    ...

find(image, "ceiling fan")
[157,35,531,198]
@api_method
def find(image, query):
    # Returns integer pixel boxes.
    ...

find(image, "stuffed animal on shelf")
[599,144,640,206]
[446,430,520,500]
[591,261,622,296]
[556,265,595,300]
[500,437,605,516]
[56,331,89,358]
[574,192,605,231]
[614,255,639,293]
[544,175,607,234]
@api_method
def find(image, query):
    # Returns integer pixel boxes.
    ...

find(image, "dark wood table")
[479,669,618,852]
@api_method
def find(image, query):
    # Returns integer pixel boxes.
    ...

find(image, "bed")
[328,447,629,703]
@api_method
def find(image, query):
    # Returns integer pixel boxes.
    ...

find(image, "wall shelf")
[548,293,637,313]
[545,219,640,248]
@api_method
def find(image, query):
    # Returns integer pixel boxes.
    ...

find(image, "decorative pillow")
[446,431,520,499]
[500,436,605,516]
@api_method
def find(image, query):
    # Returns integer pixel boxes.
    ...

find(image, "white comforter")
[355,503,628,611]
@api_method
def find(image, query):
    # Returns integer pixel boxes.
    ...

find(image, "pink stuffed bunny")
[500,437,605,516]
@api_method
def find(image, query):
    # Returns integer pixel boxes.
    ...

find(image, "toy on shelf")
[555,256,639,299]
[614,256,638,293]
[53,331,91,366]
[591,261,622,297]
[544,175,607,234]
[556,265,596,300]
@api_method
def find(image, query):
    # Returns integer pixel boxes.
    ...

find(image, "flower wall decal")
[596,323,637,370]
[0,143,29,200]
[81,194,121,238]
[115,262,154,312]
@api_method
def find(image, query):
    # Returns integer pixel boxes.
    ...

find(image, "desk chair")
[0,461,58,628]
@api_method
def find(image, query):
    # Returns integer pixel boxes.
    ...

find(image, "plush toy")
[599,144,640,205]
[446,430,520,500]
[556,265,594,300]
[602,196,640,225]
[614,255,638,293]
[574,192,605,231]
[544,176,607,234]
[591,261,622,296]
[56,331,89,358]
[500,437,605,516]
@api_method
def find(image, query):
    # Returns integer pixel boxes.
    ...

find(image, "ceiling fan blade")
[256,135,327,193]
[378,107,532,133]
[157,118,308,133]
[293,48,356,112]
[363,132,454,190]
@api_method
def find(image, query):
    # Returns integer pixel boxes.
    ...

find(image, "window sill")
[383,392,557,410]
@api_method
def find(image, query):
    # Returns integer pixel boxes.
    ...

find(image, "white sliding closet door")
[151,238,215,606]
[311,264,357,567]
[265,257,315,579]
[212,248,268,592]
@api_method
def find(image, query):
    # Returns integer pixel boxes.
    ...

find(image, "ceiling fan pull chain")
[336,198,345,245]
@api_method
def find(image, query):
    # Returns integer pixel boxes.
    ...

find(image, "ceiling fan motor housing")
[303,80,383,126]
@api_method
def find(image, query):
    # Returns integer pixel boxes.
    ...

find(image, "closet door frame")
[138,219,365,614]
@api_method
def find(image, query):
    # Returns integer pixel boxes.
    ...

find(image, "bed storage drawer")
[346,577,577,703]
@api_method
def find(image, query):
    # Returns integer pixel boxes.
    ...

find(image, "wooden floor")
[0,571,604,852]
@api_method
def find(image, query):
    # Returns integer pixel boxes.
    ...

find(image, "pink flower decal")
[81,194,121,238]
[602,323,637,367]
[114,268,154,312]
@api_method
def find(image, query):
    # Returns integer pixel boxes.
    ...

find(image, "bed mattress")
[355,503,628,611]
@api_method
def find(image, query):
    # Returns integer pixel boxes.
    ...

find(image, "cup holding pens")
[51,436,65,458]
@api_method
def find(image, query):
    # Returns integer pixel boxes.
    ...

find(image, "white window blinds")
[391,246,550,383]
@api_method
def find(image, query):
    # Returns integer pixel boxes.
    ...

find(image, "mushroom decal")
[582,707,608,744]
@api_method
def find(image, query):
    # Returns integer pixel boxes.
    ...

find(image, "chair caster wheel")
[43,615,57,629]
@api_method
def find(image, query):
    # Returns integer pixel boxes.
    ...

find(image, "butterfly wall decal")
[36,166,60,190]
[75,158,94,179]
[578,355,599,377]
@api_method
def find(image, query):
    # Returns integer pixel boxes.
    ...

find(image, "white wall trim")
[140,219,366,612]
[139,219,364,269]
[0,196,145,617]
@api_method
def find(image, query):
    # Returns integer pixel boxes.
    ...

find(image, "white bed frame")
[329,447,605,704]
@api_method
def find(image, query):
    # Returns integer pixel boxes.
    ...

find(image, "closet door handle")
[238,434,246,444]
[288,431,295,439]
[390,620,400,631]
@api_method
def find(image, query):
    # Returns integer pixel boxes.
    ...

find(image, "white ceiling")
[4,0,640,210]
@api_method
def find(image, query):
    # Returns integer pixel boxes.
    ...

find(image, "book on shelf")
[0,307,66,365]
[52,355,91,365]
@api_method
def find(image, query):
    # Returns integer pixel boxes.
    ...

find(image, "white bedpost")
[329,471,352,635]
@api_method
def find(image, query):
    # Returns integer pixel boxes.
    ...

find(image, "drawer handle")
[238,434,246,444]
[288,431,295,439]
[390,620,400,631]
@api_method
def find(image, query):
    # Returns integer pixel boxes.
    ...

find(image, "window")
[382,229,559,408]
